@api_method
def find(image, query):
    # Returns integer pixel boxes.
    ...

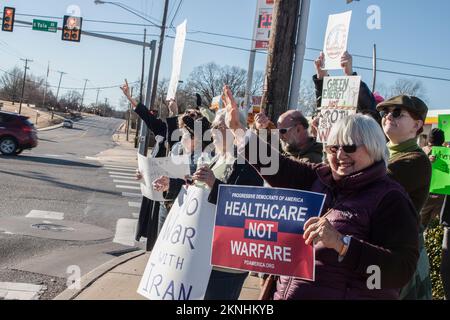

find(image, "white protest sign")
[137,186,216,300]
[137,153,191,202]
[167,20,187,100]
[323,11,352,70]
[317,75,360,143]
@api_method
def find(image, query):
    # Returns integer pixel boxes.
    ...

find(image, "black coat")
[133,103,180,250]
[208,156,265,205]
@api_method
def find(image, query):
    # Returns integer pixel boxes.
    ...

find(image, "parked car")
[63,119,73,128]
[0,111,38,155]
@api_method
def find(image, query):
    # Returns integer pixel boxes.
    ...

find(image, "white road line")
[110,175,138,179]
[116,185,141,190]
[113,180,140,185]
[108,171,135,176]
[0,282,45,300]
[122,192,142,198]
[103,164,136,169]
[112,218,138,247]
[128,202,141,208]
[26,210,64,220]
[103,166,136,171]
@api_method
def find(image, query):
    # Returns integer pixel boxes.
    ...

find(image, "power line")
[169,0,184,28]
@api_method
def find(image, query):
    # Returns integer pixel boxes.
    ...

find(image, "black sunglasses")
[379,107,403,119]
[325,144,358,154]
[278,125,296,134]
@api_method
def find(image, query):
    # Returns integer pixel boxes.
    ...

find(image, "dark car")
[0,111,38,155]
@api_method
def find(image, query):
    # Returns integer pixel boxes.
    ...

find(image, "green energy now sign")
[32,19,57,33]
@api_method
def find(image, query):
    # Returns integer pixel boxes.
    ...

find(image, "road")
[0,115,144,300]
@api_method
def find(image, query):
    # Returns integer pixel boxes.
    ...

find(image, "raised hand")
[167,99,178,117]
[254,112,269,130]
[314,51,329,80]
[340,51,353,76]
[152,176,169,192]
[120,79,137,108]
[223,85,242,131]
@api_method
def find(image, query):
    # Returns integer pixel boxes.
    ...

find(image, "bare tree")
[185,62,247,106]
[389,78,427,100]
[251,70,264,97]
[297,80,317,116]
[0,67,23,102]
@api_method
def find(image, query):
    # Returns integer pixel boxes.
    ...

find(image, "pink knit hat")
[373,92,385,105]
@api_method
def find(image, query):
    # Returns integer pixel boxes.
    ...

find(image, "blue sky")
[0,0,449,110]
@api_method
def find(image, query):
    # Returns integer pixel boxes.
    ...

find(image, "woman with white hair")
[224,86,419,299]
[192,109,264,300]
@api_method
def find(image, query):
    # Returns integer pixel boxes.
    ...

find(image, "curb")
[37,123,63,132]
[53,249,146,300]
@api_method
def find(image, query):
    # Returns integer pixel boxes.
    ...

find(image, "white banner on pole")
[317,75,360,143]
[167,20,187,100]
[137,186,216,300]
[323,11,352,70]
[137,153,190,202]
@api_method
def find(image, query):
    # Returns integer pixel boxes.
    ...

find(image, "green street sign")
[32,19,58,33]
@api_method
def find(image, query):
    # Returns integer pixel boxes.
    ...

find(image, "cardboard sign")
[138,154,190,202]
[429,147,450,195]
[438,114,450,142]
[211,185,326,281]
[138,186,217,300]
[317,75,360,143]
[323,11,352,70]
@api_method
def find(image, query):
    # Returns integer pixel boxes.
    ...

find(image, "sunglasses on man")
[325,144,358,154]
[379,107,404,119]
[278,125,297,135]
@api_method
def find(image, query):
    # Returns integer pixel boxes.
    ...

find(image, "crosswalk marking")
[128,202,141,208]
[113,218,138,247]
[113,179,140,185]
[122,192,142,198]
[108,172,136,177]
[110,175,137,179]
[26,210,64,220]
[116,185,140,190]
[103,164,136,170]
[103,166,135,172]
[132,213,139,218]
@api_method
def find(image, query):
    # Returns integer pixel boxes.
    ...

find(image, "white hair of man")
[327,114,389,165]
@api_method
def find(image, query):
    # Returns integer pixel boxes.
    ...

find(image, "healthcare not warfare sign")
[211,185,326,281]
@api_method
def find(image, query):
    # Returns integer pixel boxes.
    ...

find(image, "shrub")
[425,218,445,300]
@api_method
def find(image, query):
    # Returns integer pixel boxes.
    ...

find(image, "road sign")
[252,0,274,50]
[32,19,57,33]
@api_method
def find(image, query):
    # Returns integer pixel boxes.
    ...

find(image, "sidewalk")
[54,123,262,300]
[55,250,261,300]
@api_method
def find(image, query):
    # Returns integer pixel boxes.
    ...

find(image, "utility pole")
[53,71,66,119]
[42,61,50,111]
[80,79,89,111]
[140,29,147,103]
[261,0,301,122]
[126,87,134,142]
[95,89,100,115]
[149,0,170,110]
[19,58,32,114]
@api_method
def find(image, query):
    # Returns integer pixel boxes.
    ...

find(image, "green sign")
[430,146,450,195]
[32,19,58,33]
[438,114,450,142]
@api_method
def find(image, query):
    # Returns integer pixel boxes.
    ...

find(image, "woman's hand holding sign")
[303,217,344,254]
[152,176,169,192]
[192,165,216,189]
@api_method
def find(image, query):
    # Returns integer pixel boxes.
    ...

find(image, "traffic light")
[62,15,82,42]
[2,7,15,32]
